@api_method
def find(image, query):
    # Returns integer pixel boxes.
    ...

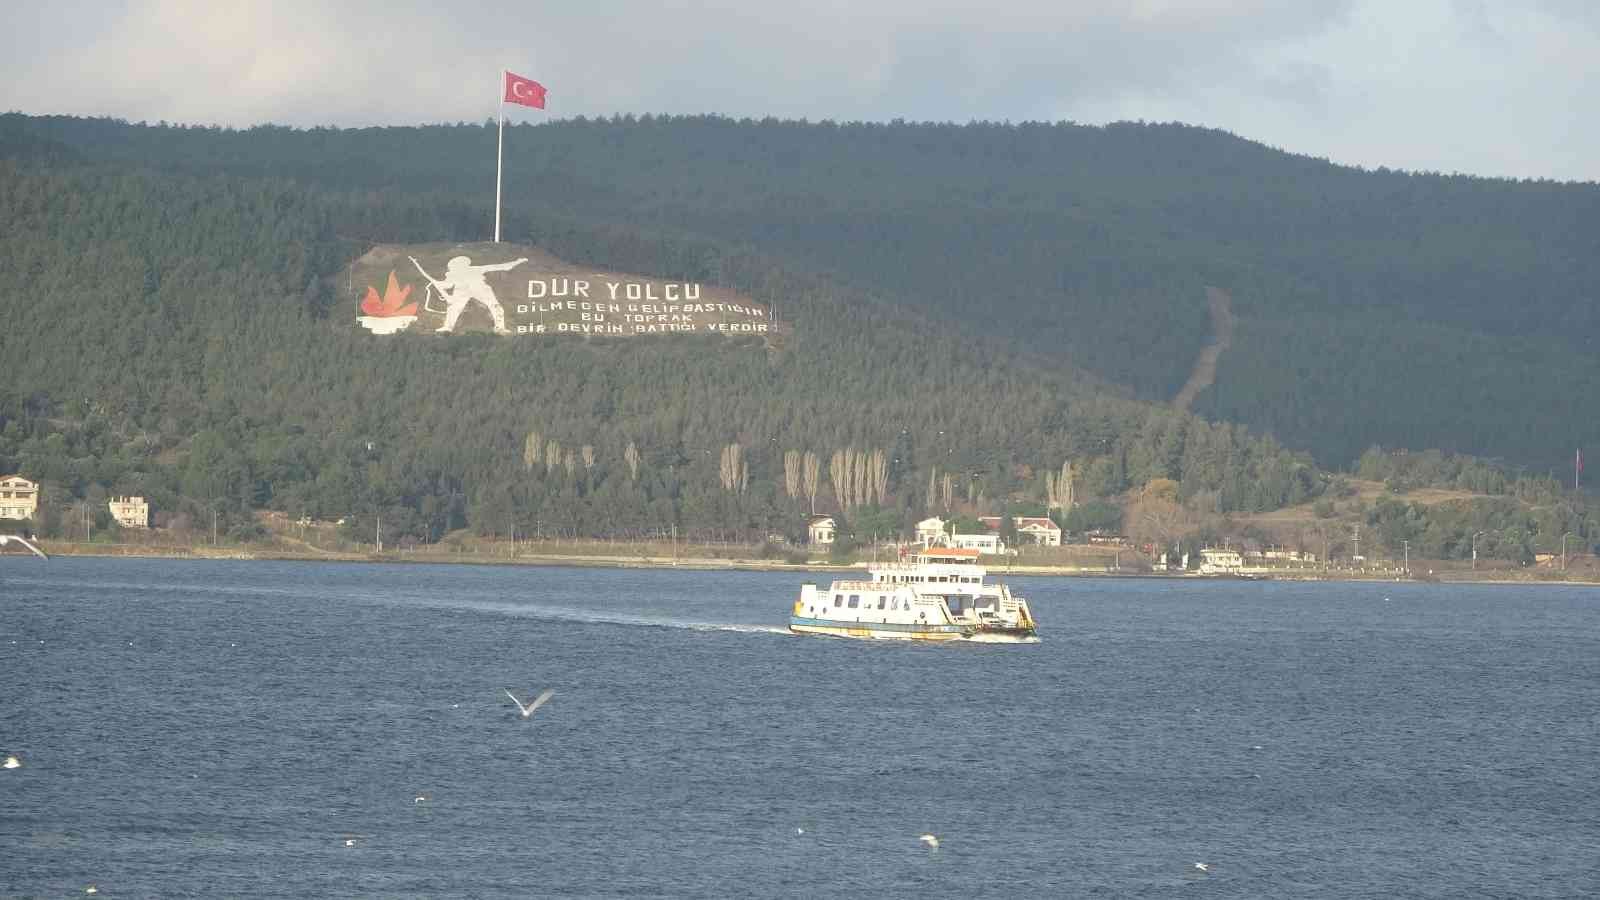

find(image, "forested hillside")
[0,112,1595,559]
[0,140,1324,547]
[9,112,1598,469]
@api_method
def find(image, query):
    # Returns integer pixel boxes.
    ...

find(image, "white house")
[109,496,150,529]
[1254,548,1318,563]
[977,515,1062,547]
[915,516,946,547]
[0,475,39,521]
[807,515,837,546]
[1198,548,1244,575]
[949,531,1006,554]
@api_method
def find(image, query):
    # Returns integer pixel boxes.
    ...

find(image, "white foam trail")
[9,574,792,638]
[401,597,792,636]
[684,623,793,635]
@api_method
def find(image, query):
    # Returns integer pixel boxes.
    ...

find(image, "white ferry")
[789,546,1039,642]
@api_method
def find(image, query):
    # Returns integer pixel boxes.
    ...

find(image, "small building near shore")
[109,496,150,529]
[949,531,1006,555]
[807,515,837,546]
[977,515,1062,546]
[1198,548,1244,575]
[0,475,39,521]
[1249,547,1318,564]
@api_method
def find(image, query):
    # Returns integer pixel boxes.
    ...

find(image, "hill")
[0,140,1333,551]
[0,113,1595,564]
[8,113,1598,470]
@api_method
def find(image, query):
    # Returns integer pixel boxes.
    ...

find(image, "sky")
[4,0,1597,182]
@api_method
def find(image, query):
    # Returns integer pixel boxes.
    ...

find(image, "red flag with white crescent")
[505,71,546,109]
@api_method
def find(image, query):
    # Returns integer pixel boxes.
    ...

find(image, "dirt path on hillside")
[1172,286,1235,412]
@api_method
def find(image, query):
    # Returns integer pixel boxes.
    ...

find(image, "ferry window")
[848,595,860,608]
[877,596,886,609]
[833,594,843,607]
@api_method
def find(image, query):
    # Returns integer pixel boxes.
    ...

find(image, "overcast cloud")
[4,0,1596,181]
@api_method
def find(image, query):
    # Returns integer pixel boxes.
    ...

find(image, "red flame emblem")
[360,271,418,317]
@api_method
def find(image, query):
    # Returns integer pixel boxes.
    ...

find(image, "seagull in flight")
[505,688,556,719]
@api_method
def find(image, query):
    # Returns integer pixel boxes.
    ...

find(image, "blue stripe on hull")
[788,615,964,635]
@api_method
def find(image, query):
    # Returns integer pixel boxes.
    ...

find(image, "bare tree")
[802,451,820,514]
[624,441,641,481]
[941,472,954,511]
[720,443,746,493]
[928,467,938,512]
[563,449,576,478]
[851,445,864,509]
[545,439,562,475]
[869,448,888,506]
[581,444,595,472]
[784,450,802,499]
[1127,481,1197,554]
[523,430,542,472]
[838,445,851,509]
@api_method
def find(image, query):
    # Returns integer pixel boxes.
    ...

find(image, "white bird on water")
[1194,863,1210,873]
[505,688,556,719]
[3,754,20,770]
[919,834,940,849]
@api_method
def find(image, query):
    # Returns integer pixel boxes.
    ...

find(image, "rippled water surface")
[3,558,1598,897]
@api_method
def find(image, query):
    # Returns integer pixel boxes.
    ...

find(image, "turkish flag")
[505,71,546,109]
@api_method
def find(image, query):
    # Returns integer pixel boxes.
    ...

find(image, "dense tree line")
[7,112,1596,471]
[1,149,1337,546]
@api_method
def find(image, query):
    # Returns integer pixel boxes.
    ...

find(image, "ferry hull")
[788,616,1037,643]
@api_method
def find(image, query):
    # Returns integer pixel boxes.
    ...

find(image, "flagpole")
[494,69,505,243]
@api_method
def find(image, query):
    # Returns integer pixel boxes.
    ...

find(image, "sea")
[2,557,1597,898]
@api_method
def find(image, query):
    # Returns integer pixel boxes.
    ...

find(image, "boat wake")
[6,574,793,637]
[421,598,793,637]
[684,622,793,636]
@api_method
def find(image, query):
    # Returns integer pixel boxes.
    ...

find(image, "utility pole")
[376,513,382,553]
[1352,524,1360,565]
[212,508,218,546]
[1402,539,1409,576]
[1473,530,1484,571]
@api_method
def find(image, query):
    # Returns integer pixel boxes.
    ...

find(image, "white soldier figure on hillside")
[409,254,527,334]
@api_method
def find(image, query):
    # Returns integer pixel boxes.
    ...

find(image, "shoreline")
[5,540,1594,586]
